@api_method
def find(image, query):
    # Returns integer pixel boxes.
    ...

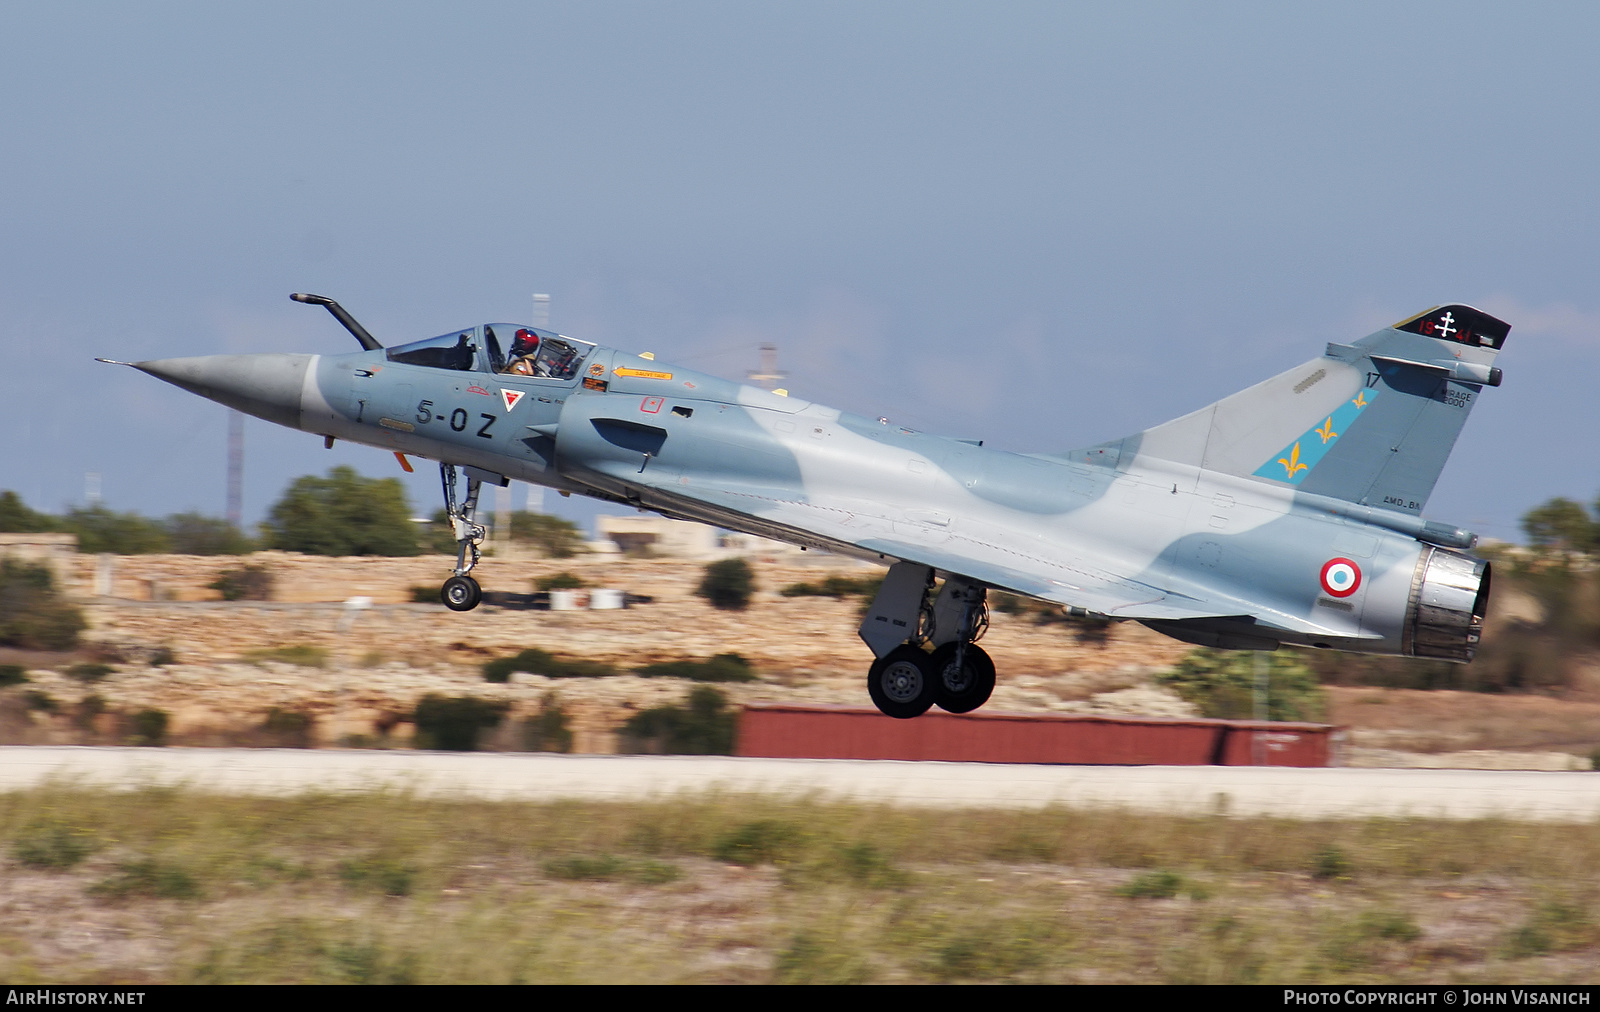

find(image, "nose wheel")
[437,463,487,611]
[442,574,482,612]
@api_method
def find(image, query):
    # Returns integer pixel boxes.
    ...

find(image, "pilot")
[507,329,541,375]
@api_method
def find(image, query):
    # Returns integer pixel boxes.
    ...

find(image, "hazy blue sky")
[3,2,1596,542]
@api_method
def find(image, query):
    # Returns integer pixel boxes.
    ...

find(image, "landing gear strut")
[438,463,485,611]
[929,580,994,714]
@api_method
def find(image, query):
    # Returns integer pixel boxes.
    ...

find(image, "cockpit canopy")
[385,324,593,381]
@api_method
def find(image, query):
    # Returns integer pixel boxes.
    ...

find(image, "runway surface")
[2,746,1598,821]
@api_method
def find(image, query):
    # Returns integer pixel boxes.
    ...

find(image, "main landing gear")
[438,463,486,611]
[860,563,996,719]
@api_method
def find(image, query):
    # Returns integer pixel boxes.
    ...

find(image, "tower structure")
[747,344,786,391]
[227,409,244,527]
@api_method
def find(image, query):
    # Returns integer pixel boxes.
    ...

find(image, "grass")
[12,819,98,869]
[244,644,329,668]
[0,787,1598,982]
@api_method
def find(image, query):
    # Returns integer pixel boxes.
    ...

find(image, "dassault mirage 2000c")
[107,296,1504,718]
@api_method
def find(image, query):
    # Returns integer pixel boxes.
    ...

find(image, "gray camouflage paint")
[126,305,1505,662]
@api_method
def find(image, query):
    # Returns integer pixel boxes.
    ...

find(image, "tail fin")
[1073,305,1510,515]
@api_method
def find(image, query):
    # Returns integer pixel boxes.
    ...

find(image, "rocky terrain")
[1,550,1593,767]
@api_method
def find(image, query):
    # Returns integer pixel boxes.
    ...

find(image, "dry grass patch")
[0,788,1595,982]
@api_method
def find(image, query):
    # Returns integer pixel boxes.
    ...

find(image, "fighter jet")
[108,296,1505,718]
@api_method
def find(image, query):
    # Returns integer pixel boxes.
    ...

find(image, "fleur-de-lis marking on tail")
[1278,442,1309,479]
[1351,391,1368,409]
[1315,417,1338,444]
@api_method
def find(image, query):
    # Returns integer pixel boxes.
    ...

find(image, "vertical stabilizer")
[1069,305,1509,514]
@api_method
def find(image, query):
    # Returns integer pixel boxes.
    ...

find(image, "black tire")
[441,575,482,612]
[867,645,937,719]
[930,642,996,714]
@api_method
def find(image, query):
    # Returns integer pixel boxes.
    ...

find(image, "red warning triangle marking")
[500,389,525,412]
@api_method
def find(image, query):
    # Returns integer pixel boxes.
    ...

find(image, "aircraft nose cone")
[133,353,313,431]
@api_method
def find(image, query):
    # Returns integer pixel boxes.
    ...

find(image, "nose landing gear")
[438,463,487,611]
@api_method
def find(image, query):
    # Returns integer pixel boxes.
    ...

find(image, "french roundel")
[1320,558,1362,598]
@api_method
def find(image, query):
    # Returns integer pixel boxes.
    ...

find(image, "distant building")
[0,533,79,592]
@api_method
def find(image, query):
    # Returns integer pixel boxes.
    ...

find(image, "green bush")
[775,932,871,984]
[1320,911,1421,971]
[210,564,274,601]
[74,694,106,732]
[338,855,416,897]
[819,841,908,889]
[0,492,255,555]
[1116,870,1186,899]
[0,664,28,687]
[542,854,681,885]
[620,685,737,755]
[697,558,755,611]
[1157,648,1326,721]
[0,491,56,533]
[780,575,882,599]
[1312,844,1352,880]
[0,559,85,651]
[1502,901,1596,958]
[66,662,113,683]
[542,854,624,881]
[535,571,587,591]
[58,505,172,554]
[412,695,510,751]
[261,708,315,748]
[130,709,169,746]
[12,821,97,870]
[91,859,200,901]
[263,466,420,556]
[165,513,255,554]
[424,510,586,558]
[522,693,573,753]
[633,653,757,683]
[510,513,586,558]
[711,820,800,866]
[1522,496,1597,555]
[482,648,615,683]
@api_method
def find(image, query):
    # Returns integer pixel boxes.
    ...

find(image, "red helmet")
[512,328,540,355]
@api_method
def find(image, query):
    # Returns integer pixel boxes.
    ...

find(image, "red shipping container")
[736,703,1336,767]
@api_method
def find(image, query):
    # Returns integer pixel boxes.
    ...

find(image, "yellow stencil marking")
[614,367,674,380]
